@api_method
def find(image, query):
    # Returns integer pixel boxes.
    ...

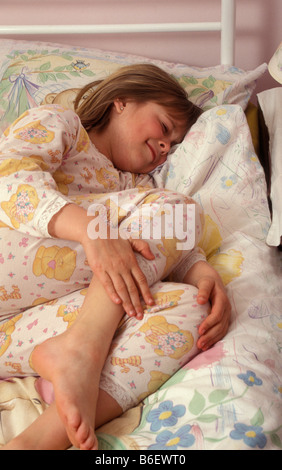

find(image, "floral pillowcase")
[0,38,267,134]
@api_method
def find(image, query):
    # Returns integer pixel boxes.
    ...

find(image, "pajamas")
[0,104,208,410]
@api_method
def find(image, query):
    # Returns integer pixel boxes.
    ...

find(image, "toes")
[80,431,98,451]
[64,410,96,450]
[77,422,97,450]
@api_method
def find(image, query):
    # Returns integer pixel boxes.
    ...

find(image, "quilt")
[0,104,281,451]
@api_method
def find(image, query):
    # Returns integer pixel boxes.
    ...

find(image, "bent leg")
[1,188,205,449]
[2,281,209,450]
[30,275,125,450]
[2,388,121,450]
[99,281,209,413]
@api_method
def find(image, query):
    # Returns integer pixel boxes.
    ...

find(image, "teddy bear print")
[52,169,75,195]
[1,184,40,229]
[0,314,23,357]
[56,303,81,328]
[0,155,49,177]
[13,120,55,145]
[95,167,119,191]
[138,315,194,360]
[33,245,77,281]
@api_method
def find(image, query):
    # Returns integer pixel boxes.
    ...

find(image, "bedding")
[0,39,281,451]
[0,38,267,134]
[99,105,282,450]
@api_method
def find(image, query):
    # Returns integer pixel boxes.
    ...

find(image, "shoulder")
[34,103,80,122]
[27,104,84,135]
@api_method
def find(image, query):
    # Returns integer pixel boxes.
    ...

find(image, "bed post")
[221,0,236,65]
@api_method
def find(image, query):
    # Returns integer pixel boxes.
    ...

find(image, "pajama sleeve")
[170,199,207,283]
[170,246,207,283]
[0,104,83,238]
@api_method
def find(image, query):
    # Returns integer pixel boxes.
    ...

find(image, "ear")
[113,99,126,114]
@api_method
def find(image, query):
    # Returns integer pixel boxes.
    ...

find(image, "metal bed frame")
[0,0,236,65]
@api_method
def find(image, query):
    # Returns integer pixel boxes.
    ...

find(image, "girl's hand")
[81,234,155,319]
[48,204,155,319]
[183,261,231,350]
[195,275,231,351]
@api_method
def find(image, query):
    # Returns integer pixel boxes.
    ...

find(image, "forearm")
[48,203,91,242]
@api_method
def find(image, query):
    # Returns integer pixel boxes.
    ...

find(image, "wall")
[1,0,281,96]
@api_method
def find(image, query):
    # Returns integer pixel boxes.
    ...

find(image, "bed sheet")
[0,104,281,450]
[95,105,282,451]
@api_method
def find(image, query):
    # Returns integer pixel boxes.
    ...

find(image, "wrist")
[183,260,218,287]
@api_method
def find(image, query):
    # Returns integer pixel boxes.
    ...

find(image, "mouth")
[146,141,157,162]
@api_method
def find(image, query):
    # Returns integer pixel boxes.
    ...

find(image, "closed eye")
[162,122,168,134]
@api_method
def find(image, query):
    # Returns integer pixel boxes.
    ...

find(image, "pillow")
[0,38,267,134]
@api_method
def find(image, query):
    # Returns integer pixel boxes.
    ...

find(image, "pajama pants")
[0,188,208,411]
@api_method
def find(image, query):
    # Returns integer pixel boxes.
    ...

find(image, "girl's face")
[90,100,187,173]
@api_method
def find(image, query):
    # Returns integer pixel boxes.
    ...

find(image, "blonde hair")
[75,63,202,133]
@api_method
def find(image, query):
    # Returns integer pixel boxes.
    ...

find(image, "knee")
[148,282,210,321]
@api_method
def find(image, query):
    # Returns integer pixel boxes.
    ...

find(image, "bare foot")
[31,329,104,450]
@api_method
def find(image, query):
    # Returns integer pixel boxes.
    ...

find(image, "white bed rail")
[0,0,236,65]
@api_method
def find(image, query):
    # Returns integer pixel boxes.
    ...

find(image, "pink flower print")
[157,332,186,356]
[18,127,48,142]
[0,331,7,347]
[25,175,34,183]
[0,253,4,264]
[64,304,77,314]
[16,189,35,218]
[19,237,29,247]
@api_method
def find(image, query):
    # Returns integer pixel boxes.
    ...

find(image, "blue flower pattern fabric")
[0,99,281,449]
[94,105,282,450]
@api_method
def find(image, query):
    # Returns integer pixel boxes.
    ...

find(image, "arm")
[0,105,77,237]
[48,200,155,318]
[0,106,154,316]
[183,260,231,350]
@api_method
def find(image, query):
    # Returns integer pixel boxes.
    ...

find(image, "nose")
[159,139,171,155]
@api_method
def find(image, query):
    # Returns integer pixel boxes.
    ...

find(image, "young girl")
[0,64,231,450]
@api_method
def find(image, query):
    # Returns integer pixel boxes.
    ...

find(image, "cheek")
[159,154,168,165]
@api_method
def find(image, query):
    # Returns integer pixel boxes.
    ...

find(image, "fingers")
[196,278,231,351]
[84,236,156,319]
[130,239,155,261]
[197,310,230,351]
[196,277,214,305]
[95,254,154,319]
